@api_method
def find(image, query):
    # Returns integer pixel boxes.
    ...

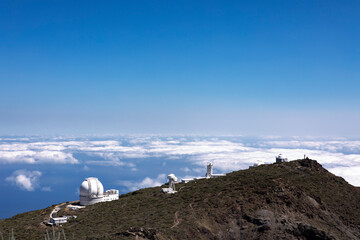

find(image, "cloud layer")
[0,141,78,164]
[1,136,360,186]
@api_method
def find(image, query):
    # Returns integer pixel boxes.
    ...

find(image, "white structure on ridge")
[80,177,119,206]
[67,205,85,210]
[276,154,288,163]
[205,162,213,178]
[205,162,226,178]
[162,174,178,194]
[250,160,264,168]
[50,216,68,226]
[181,162,226,183]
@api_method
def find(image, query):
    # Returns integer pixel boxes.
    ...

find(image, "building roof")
[80,177,104,198]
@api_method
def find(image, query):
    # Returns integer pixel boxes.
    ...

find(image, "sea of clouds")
[1,135,360,192]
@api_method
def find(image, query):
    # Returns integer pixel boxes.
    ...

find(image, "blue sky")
[2,1,360,222]
[1,0,360,136]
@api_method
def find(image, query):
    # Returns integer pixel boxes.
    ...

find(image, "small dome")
[80,177,104,198]
[168,174,177,182]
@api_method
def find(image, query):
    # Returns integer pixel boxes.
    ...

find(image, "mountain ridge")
[1,158,360,239]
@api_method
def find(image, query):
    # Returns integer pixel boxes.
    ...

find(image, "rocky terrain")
[1,158,360,239]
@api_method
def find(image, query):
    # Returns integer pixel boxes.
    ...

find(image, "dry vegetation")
[1,159,360,239]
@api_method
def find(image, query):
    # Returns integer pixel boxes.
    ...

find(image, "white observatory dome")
[167,174,177,182]
[79,177,105,206]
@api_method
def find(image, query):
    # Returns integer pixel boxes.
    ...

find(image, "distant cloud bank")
[0,140,78,164]
[1,136,360,186]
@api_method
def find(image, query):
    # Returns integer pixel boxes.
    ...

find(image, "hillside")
[1,159,360,239]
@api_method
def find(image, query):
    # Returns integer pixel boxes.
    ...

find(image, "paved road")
[50,203,66,219]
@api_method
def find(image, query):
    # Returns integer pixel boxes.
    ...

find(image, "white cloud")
[1,136,360,186]
[117,174,166,191]
[0,150,37,164]
[86,160,135,167]
[328,166,360,186]
[6,170,42,191]
[251,140,360,154]
[0,141,79,164]
[33,151,78,164]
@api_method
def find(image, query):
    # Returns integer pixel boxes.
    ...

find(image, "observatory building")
[181,162,226,183]
[80,177,119,206]
[250,160,264,168]
[162,174,178,194]
[205,162,226,178]
[276,154,288,163]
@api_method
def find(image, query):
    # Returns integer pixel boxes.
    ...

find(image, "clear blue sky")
[1,0,359,136]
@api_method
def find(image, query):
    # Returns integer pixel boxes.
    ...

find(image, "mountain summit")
[1,159,360,239]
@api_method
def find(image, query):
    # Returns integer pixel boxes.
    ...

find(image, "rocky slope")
[1,159,360,240]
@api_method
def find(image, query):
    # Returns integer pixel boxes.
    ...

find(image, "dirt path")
[171,211,181,229]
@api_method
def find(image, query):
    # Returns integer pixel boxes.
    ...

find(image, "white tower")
[168,174,177,191]
[206,162,213,178]
[162,174,178,194]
